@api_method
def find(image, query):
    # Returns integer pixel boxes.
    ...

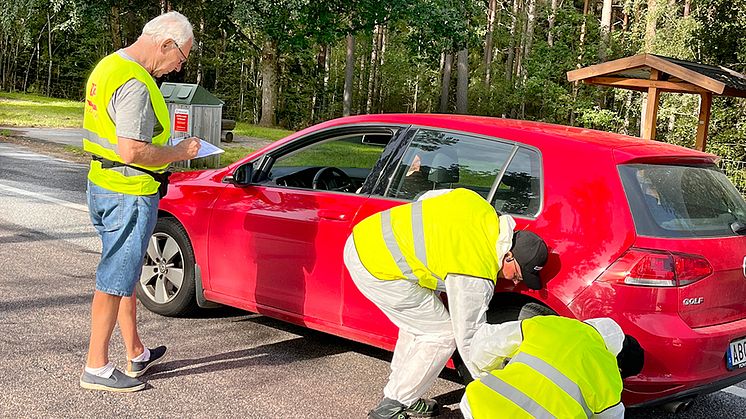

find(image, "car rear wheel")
[137,217,198,316]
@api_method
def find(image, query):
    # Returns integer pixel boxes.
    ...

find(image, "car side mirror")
[223,163,254,186]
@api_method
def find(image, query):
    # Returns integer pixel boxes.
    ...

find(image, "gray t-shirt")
[107,50,164,143]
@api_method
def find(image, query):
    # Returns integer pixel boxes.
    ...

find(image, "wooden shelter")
[567,54,746,152]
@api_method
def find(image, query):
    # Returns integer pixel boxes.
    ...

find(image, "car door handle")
[319,209,348,221]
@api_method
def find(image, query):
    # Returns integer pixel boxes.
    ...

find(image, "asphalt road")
[1,138,745,418]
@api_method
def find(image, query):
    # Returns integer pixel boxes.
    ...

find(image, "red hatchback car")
[138,114,746,407]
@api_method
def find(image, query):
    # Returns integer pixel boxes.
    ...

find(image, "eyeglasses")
[173,41,188,65]
[505,255,523,282]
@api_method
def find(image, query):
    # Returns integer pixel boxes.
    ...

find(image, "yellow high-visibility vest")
[83,52,170,195]
[352,188,501,289]
[465,316,623,418]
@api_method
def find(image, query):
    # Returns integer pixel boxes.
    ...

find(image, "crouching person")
[343,188,549,418]
[461,316,644,418]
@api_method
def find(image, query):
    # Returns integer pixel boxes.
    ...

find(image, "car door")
[342,127,540,346]
[206,126,404,324]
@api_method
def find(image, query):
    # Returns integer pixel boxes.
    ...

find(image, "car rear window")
[619,163,746,238]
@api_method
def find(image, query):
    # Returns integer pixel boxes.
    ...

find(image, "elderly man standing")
[80,11,201,392]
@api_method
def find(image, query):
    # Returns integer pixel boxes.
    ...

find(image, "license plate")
[726,336,746,370]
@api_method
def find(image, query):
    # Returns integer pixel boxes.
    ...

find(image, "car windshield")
[619,163,746,238]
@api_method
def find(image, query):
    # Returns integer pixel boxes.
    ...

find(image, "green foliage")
[0,0,745,178]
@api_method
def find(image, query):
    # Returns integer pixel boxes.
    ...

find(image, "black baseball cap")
[510,230,548,290]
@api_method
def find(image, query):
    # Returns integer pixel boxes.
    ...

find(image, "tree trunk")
[484,0,497,87]
[600,0,613,61]
[522,0,536,82]
[110,6,122,50]
[196,6,205,85]
[548,0,558,47]
[578,0,590,65]
[160,0,170,14]
[11,35,22,91]
[46,11,52,96]
[571,0,591,125]
[23,39,39,92]
[214,28,226,91]
[684,0,691,16]
[375,26,387,113]
[323,43,331,117]
[1,34,7,90]
[252,56,260,124]
[311,44,326,122]
[645,0,657,52]
[239,58,245,120]
[356,43,367,114]
[439,52,453,113]
[366,25,381,114]
[505,0,520,85]
[343,34,355,116]
[259,40,278,127]
[456,49,468,114]
[413,59,420,112]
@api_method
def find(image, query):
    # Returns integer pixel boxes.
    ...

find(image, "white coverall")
[343,189,516,406]
[458,318,626,419]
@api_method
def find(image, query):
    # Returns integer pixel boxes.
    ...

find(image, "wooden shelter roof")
[567,54,746,97]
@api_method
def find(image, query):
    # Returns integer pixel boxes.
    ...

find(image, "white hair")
[142,11,193,47]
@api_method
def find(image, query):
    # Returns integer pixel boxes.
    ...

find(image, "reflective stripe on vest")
[480,374,556,419]
[83,128,146,178]
[352,188,500,289]
[380,201,442,282]
[507,352,593,418]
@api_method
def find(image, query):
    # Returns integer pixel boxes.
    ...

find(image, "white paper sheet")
[171,136,225,159]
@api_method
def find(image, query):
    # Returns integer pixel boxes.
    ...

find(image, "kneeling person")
[461,316,645,419]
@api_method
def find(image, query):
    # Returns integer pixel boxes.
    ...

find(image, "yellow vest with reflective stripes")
[465,316,623,419]
[83,52,170,195]
[352,188,501,289]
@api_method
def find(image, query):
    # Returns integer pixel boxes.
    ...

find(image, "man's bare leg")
[118,294,144,360]
[85,291,122,368]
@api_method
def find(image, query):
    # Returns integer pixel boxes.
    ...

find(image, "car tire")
[518,302,557,320]
[137,217,198,317]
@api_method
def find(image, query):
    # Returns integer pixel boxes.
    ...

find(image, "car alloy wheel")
[137,217,197,316]
[141,232,184,304]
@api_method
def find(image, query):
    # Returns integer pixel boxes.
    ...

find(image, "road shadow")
[147,312,464,389]
[145,335,351,381]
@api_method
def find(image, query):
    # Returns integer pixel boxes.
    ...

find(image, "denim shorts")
[87,180,159,297]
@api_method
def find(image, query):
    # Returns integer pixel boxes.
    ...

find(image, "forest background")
[0,0,744,163]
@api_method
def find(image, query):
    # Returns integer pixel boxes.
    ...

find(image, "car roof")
[300,114,716,162]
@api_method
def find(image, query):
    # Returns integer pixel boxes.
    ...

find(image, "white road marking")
[0,183,88,212]
[722,385,746,398]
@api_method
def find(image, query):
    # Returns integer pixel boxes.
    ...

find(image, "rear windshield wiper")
[731,221,746,235]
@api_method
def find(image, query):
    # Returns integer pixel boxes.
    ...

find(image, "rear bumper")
[568,284,746,406]
[621,314,746,406]
[629,368,746,408]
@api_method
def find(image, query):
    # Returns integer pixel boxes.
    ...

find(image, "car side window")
[268,132,392,192]
[385,129,513,200]
[491,147,542,217]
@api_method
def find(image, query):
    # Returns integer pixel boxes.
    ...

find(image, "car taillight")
[597,248,713,287]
